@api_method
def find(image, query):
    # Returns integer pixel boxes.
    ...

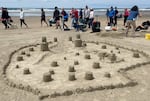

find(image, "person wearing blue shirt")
[108,6,115,26]
[125,5,141,37]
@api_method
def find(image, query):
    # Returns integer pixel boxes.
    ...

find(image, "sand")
[0,13,150,101]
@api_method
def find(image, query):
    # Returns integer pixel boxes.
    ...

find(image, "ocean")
[0,8,150,17]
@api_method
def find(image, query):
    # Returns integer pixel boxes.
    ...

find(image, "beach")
[0,11,150,101]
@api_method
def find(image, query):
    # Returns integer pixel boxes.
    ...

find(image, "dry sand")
[0,13,150,101]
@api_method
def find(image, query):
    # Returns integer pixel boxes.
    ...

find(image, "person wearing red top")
[73,9,79,31]
[123,8,129,26]
[74,9,78,19]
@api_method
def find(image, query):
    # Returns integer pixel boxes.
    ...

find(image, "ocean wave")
[0,8,150,16]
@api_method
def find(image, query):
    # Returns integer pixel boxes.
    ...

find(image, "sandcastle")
[23,68,31,74]
[74,60,79,65]
[92,62,101,69]
[3,36,150,100]
[17,56,23,61]
[21,51,26,55]
[43,72,53,82]
[109,53,117,63]
[49,69,55,74]
[68,66,76,72]
[84,54,91,59]
[104,72,111,78]
[15,65,20,69]
[42,36,47,42]
[41,42,49,51]
[68,73,76,81]
[133,52,140,58]
[84,71,94,80]
[51,61,58,67]
[29,47,34,51]
[74,39,82,47]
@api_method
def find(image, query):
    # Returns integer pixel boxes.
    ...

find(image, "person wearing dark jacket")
[1,7,8,29]
[53,6,61,29]
[135,20,150,31]
[79,8,83,19]
[114,7,119,26]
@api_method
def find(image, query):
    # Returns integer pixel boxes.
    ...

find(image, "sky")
[0,0,150,8]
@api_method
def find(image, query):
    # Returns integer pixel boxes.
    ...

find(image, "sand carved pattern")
[1,41,58,97]
[1,39,150,100]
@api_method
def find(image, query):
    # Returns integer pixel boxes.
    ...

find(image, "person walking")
[125,5,141,37]
[53,6,61,29]
[123,8,129,26]
[1,7,8,29]
[20,8,28,28]
[41,8,48,27]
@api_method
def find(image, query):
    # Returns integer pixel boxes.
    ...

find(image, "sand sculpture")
[68,66,76,72]
[51,61,58,67]
[29,47,34,51]
[2,35,150,100]
[23,68,31,75]
[133,52,140,58]
[43,72,53,82]
[49,69,55,74]
[74,39,82,47]
[92,62,101,69]
[41,42,49,51]
[84,71,94,80]
[17,56,23,61]
[68,73,76,81]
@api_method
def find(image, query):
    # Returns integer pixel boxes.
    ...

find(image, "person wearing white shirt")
[88,8,94,28]
[20,8,28,28]
[84,5,90,24]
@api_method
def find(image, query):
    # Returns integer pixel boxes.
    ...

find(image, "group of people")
[106,5,150,37]
[106,6,119,26]
[1,5,149,37]
[50,5,95,31]
[0,7,28,29]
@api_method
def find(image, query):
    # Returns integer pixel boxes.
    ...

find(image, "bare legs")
[125,20,136,37]
[41,19,48,27]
